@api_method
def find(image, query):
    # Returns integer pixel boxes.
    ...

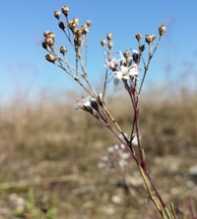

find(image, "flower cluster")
[42,5,173,218]
[42,5,92,65]
[106,51,139,80]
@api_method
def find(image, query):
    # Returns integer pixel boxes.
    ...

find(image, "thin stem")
[103,69,109,99]
[138,36,161,95]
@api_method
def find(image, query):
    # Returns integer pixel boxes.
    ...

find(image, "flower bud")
[74,18,79,25]
[108,41,113,50]
[68,18,79,31]
[85,20,92,27]
[75,28,83,37]
[107,32,113,41]
[43,31,55,39]
[54,10,61,19]
[135,32,142,42]
[100,39,106,47]
[81,25,89,35]
[61,5,70,16]
[60,46,67,55]
[132,50,140,63]
[145,34,156,44]
[44,37,55,47]
[139,44,145,52]
[45,54,58,63]
[58,21,66,31]
[158,24,166,36]
[123,50,131,59]
[42,42,47,50]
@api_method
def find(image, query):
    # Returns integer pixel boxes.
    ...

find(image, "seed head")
[145,34,156,44]
[45,54,58,63]
[61,5,70,17]
[158,24,166,36]
[54,10,61,19]
[135,32,142,42]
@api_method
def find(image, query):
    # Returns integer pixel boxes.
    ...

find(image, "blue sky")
[1,0,197,101]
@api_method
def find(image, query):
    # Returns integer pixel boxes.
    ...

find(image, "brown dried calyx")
[45,54,58,63]
[158,24,166,36]
[145,34,156,44]
[43,31,55,48]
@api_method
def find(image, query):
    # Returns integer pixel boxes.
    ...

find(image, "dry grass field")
[0,91,196,219]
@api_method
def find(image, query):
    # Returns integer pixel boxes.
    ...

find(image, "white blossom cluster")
[106,50,140,80]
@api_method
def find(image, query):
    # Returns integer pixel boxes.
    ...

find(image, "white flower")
[128,63,138,77]
[83,98,91,108]
[106,59,119,71]
[114,64,138,80]
[115,65,130,80]
[131,135,138,146]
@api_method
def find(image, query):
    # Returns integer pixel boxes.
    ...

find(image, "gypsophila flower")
[115,64,138,80]
[78,96,99,114]
[106,52,139,81]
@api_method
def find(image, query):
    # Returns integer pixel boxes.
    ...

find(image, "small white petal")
[132,135,138,146]
[129,64,138,77]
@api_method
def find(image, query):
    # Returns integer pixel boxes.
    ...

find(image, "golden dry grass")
[0,91,196,219]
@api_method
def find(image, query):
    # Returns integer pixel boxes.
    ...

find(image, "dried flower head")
[68,18,79,32]
[61,5,70,16]
[60,46,67,55]
[135,32,142,42]
[107,41,113,50]
[44,37,55,48]
[85,20,92,27]
[100,39,107,47]
[81,24,90,35]
[132,50,140,64]
[145,34,156,44]
[43,31,55,39]
[54,10,61,19]
[43,31,55,48]
[107,32,113,41]
[45,54,58,63]
[158,24,167,36]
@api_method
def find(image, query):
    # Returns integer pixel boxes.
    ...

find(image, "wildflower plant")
[41,5,177,219]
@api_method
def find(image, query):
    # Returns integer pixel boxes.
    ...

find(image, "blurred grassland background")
[0,86,197,219]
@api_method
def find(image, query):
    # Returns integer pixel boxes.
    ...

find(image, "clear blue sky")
[1,0,197,101]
